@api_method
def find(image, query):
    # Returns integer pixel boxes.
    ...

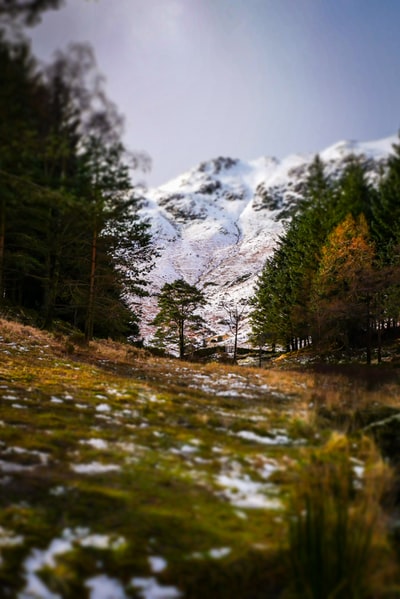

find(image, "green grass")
[0,320,399,597]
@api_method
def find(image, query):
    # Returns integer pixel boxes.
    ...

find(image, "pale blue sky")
[29,0,400,187]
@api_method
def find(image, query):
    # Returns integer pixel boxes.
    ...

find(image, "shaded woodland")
[0,1,153,341]
[250,149,400,363]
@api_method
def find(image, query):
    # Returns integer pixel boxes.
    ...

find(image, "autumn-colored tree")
[311,213,379,359]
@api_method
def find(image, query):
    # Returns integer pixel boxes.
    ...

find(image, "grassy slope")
[0,319,399,598]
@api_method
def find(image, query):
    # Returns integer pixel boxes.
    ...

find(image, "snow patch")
[96,403,111,413]
[148,556,167,573]
[80,438,109,450]
[235,430,290,445]
[71,462,120,474]
[217,473,281,509]
[20,529,126,599]
[86,575,126,599]
[209,547,231,559]
[131,577,182,599]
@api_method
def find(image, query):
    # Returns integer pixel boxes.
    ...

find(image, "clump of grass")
[285,433,396,599]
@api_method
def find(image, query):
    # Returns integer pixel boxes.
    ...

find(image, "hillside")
[0,319,399,596]
[136,135,396,346]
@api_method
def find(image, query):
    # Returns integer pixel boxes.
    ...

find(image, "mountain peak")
[136,135,396,346]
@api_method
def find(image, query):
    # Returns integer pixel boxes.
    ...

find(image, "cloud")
[131,0,185,45]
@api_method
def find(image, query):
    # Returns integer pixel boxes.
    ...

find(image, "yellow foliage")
[318,213,375,285]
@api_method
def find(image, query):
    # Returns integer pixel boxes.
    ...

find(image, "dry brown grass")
[1,317,400,416]
[90,338,152,363]
[0,318,64,349]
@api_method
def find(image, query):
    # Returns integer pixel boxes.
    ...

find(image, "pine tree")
[335,155,376,223]
[152,279,206,359]
[250,155,334,350]
[0,31,153,340]
[371,135,400,263]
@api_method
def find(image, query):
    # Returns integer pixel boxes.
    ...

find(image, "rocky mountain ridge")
[135,135,396,347]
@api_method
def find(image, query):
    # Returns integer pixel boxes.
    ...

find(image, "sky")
[28,0,400,188]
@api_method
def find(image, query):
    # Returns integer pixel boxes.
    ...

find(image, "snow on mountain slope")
[135,135,396,347]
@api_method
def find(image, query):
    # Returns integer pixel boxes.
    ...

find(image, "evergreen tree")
[250,153,386,354]
[250,155,334,350]
[371,135,400,262]
[0,27,153,340]
[335,155,376,223]
[152,279,206,359]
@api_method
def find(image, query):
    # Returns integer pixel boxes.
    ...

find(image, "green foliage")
[152,278,206,358]
[0,24,153,340]
[372,137,400,261]
[251,155,335,351]
[251,145,400,357]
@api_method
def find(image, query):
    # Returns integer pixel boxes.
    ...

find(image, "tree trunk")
[43,250,60,330]
[0,196,5,302]
[179,319,185,359]
[233,319,239,362]
[377,321,382,364]
[366,297,371,366]
[43,209,61,330]
[85,222,97,342]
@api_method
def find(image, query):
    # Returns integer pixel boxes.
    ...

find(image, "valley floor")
[0,319,400,598]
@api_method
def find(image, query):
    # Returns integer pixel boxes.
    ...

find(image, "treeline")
[0,2,153,340]
[250,143,400,363]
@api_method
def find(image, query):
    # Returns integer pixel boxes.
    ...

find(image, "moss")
[0,321,399,596]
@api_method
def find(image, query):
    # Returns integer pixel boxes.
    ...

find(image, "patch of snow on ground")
[19,537,74,599]
[0,526,24,547]
[0,460,35,473]
[171,444,198,455]
[217,472,280,509]
[71,462,120,474]
[216,460,281,510]
[209,547,231,559]
[148,556,167,573]
[50,396,63,404]
[131,577,182,599]
[253,460,279,480]
[235,430,290,445]
[20,529,127,599]
[80,438,109,450]
[96,403,111,413]
[4,446,49,464]
[80,534,125,550]
[86,575,127,599]
[49,486,66,496]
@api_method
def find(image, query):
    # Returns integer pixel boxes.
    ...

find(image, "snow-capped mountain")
[136,135,396,346]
